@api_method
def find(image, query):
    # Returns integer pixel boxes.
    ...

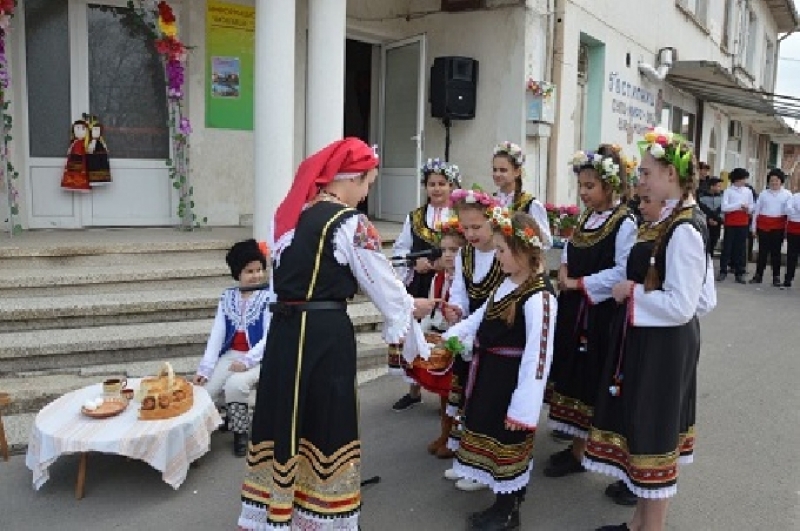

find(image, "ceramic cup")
[102,378,127,395]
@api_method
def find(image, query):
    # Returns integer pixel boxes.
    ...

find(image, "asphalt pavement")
[1,277,798,531]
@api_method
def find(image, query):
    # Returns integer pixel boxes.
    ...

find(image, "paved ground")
[1,272,799,531]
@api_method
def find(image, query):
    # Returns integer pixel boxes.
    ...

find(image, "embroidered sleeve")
[581,217,637,304]
[506,292,557,428]
[197,297,227,379]
[353,213,382,251]
[448,249,469,317]
[392,214,414,285]
[243,291,275,369]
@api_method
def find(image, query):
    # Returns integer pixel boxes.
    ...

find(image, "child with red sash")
[749,168,791,286]
[784,188,800,289]
[718,168,754,283]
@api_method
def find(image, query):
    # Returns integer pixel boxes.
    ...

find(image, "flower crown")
[493,141,525,167]
[570,151,622,191]
[421,158,462,186]
[450,186,498,209]
[638,127,694,180]
[434,215,464,238]
[489,207,542,249]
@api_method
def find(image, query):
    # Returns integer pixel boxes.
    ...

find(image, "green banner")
[206,1,255,130]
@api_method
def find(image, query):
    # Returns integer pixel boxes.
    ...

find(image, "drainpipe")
[638,47,675,83]
[546,0,564,203]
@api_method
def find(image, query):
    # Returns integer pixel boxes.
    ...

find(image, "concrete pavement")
[1,277,798,530]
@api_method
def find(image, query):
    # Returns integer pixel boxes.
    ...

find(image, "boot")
[748,274,763,284]
[233,432,248,458]
[470,493,520,530]
[773,276,782,287]
[427,397,450,455]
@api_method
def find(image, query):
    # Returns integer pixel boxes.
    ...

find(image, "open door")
[377,35,426,222]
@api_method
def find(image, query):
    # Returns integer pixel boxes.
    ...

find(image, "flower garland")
[434,215,463,237]
[488,206,543,249]
[128,0,205,229]
[638,126,693,180]
[450,187,498,210]
[526,79,555,99]
[421,157,461,186]
[0,0,20,236]
[570,150,622,191]
[493,141,526,167]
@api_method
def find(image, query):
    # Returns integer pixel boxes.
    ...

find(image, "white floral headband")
[570,151,622,191]
[421,158,461,186]
[489,206,542,249]
[493,141,525,167]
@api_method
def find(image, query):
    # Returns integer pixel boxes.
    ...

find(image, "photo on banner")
[206,1,254,130]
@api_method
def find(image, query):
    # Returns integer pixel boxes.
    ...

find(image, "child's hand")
[414,257,433,274]
[413,298,438,319]
[192,374,207,385]
[229,361,247,372]
[442,303,463,324]
[612,280,634,303]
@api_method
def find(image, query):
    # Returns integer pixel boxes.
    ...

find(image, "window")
[745,9,758,74]
[670,106,696,143]
[763,38,775,91]
[722,0,735,50]
[680,0,708,25]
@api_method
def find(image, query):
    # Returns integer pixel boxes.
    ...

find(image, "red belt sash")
[724,210,749,227]
[231,331,249,352]
[756,215,787,231]
[788,220,800,235]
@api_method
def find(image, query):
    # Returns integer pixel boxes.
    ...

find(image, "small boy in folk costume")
[390,158,460,411]
[403,216,467,458]
[784,186,800,288]
[749,168,791,286]
[443,210,557,530]
[60,118,92,192]
[193,239,270,457]
[718,167,754,283]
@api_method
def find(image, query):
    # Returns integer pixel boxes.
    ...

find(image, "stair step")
[0,302,384,375]
[0,248,227,269]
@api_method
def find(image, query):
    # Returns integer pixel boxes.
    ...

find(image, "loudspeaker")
[430,56,478,120]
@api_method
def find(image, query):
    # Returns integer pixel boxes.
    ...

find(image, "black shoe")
[549,446,574,465]
[550,429,573,443]
[716,272,727,281]
[735,275,747,284]
[543,450,585,477]
[748,275,762,284]
[605,480,637,506]
[468,501,501,527]
[783,279,793,289]
[773,277,782,287]
[392,393,422,411]
[471,498,520,530]
[233,432,248,458]
[595,525,630,531]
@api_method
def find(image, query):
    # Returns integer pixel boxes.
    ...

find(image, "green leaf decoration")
[444,336,465,355]
[470,183,485,192]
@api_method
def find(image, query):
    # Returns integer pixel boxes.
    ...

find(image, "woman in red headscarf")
[238,138,431,531]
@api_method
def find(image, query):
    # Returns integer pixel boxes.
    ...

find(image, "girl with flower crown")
[440,187,505,490]
[390,158,461,412]
[544,145,638,489]
[491,141,553,249]
[584,129,717,531]
[442,210,557,530]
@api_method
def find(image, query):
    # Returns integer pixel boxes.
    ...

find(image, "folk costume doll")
[491,141,553,250]
[443,211,556,531]
[585,128,717,531]
[441,187,505,491]
[718,167,754,283]
[749,168,791,286]
[60,119,92,192]
[545,146,637,485]
[403,216,466,458]
[86,118,112,186]
[238,138,427,531]
[390,158,460,411]
[194,239,270,457]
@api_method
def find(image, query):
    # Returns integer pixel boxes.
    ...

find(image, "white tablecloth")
[25,378,223,490]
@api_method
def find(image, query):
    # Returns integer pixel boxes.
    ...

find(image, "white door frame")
[376,34,426,221]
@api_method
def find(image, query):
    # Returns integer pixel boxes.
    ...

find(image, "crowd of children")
[195,132,730,530]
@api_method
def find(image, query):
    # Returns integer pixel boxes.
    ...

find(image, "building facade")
[551,0,799,203]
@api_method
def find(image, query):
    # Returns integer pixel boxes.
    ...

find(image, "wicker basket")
[138,362,194,421]
[410,333,453,372]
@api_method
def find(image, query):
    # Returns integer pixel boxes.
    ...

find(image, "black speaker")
[430,56,478,120]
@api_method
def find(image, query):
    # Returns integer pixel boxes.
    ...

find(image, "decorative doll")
[60,119,92,192]
[86,117,112,186]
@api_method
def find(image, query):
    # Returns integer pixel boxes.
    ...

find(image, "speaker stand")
[443,117,452,162]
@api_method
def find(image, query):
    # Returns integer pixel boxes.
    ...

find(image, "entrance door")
[377,36,426,222]
[24,0,175,228]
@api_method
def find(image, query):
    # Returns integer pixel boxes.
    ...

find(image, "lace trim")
[445,404,458,418]
[446,437,460,451]
[223,289,270,329]
[238,504,359,531]
[581,458,677,499]
[546,420,588,440]
[381,295,413,344]
[453,460,532,494]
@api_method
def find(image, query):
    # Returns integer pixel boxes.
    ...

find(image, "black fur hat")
[767,167,786,183]
[729,167,750,183]
[226,239,267,280]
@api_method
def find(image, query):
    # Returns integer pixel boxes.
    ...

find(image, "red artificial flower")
[656,135,668,145]
[155,37,185,61]
[0,0,14,14]
[157,1,176,23]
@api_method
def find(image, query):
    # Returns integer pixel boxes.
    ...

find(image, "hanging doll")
[86,117,112,186]
[60,119,92,192]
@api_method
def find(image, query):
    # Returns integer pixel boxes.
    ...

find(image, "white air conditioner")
[728,120,743,139]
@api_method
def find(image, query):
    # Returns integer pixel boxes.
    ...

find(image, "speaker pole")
[443,116,452,162]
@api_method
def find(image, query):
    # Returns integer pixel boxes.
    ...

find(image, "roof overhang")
[666,60,800,141]
[765,0,799,33]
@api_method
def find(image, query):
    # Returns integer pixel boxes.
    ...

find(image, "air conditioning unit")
[728,120,743,139]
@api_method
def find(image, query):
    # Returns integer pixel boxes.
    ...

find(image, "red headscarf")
[272,138,379,255]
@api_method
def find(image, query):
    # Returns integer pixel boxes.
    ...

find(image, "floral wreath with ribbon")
[638,127,694,181]
[570,150,622,191]
[488,206,543,249]
[421,157,461,187]
[493,141,526,167]
[434,215,464,236]
[450,186,498,212]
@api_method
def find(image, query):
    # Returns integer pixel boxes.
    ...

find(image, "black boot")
[735,275,747,284]
[773,276,782,287]
[470,493,520,530]
[233,432,248,458]
[748,274,763,284]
